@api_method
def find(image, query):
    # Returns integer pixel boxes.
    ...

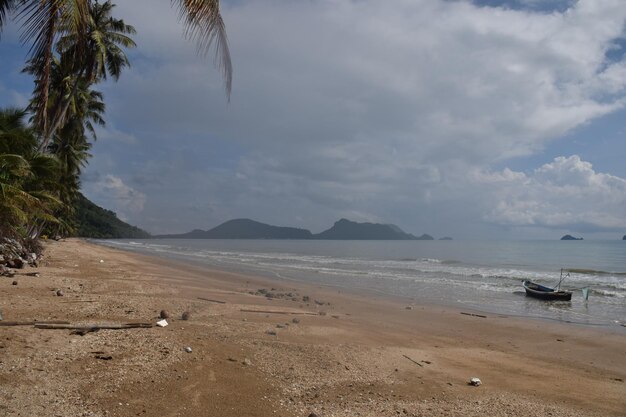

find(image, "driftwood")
[460,312,487,318]
[33,322,152,335]
[34,322,152,330]
[402,354,424,367]
[60,300,97,303]
[240,309,317,316]
[0,320,70,327]
[197,297,226,304]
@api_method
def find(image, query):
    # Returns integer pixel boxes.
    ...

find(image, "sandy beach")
[0,239,624,417]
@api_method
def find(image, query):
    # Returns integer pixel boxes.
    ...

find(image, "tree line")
[0,0,231,249]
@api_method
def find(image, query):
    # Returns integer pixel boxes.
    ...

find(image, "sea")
[96,239,626,329]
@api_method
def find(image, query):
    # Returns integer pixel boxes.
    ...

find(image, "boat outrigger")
[523,269,572,301]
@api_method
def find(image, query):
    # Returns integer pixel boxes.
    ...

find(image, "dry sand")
[0,239,624,417]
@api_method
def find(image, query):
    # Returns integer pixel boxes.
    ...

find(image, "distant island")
[156,218,441,241]
[439,237,453,241]
[623,235,626,240]
[156,219,312,240]
[560,234,583,241]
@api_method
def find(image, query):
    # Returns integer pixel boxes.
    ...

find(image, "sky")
[1,0,626,239]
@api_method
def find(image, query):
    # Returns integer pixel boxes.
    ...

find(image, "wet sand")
[0,239,624,416]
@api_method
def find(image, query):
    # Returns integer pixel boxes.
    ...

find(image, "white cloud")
[479,156,626,230]
[77,0,626,236]
[95,126,138,144]
[86,174,146,221]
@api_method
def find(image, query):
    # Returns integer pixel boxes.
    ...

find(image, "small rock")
[156,319,168,327]
[0,309,3,321]
[266,330,277,336]
[469,377,482,386]
[9,258,24,269]
[292,318,300,324]
[99,260,104,263]
[308,413,320,417]
[184,346,192,353]
[243,358,252,366]
[12,280,17,285]
[181,311,191,321]
[405,306,413,310]
[276,324,285,328]
[56,290,64,297]
[159,310,170,319]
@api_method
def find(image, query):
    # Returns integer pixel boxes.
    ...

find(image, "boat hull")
[523,280,572,301]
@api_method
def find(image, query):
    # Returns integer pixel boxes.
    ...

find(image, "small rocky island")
[561,234,583,241]
[623,235,626,240]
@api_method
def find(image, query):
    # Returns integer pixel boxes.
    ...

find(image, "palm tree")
[0,108,61,239]
[40,1,134,145]
[42,63,104,234]
[21,1,133,149]
[47,77,102,205]
[56,1,136,84]
[1,0,232,142]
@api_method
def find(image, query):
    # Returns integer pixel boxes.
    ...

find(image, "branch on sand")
[0,320,70,327]
[240,309,318,316]
[402,354,424,367]
[34,322,153,335]
[197,297,226,304]
[460,312,487,318]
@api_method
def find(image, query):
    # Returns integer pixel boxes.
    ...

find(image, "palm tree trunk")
[32,2,61,140]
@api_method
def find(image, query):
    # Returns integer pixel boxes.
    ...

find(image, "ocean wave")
[566,268,626,277]
[590,288,625,298]
[420,258,442,263]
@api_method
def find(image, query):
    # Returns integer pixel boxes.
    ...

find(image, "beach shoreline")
[0,239,624,416]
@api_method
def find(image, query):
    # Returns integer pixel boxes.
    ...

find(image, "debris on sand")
[469,377,482,386]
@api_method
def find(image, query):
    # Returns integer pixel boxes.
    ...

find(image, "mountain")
[158,218,435,240]
[73,193,151,239]
[155,219,313,239]
[560,234,583,240]
[313,218,417,240]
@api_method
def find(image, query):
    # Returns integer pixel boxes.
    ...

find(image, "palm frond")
[0,153,31,177]
[0,0,16,34]
[173,0,232,99]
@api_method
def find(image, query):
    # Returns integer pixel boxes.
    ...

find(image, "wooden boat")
[523,280,572,301]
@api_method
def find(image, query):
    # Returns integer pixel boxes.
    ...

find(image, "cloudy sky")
[1,0,626,239]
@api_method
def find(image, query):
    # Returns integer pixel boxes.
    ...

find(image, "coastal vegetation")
[0,1,230,249]
[72,192,150,238]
